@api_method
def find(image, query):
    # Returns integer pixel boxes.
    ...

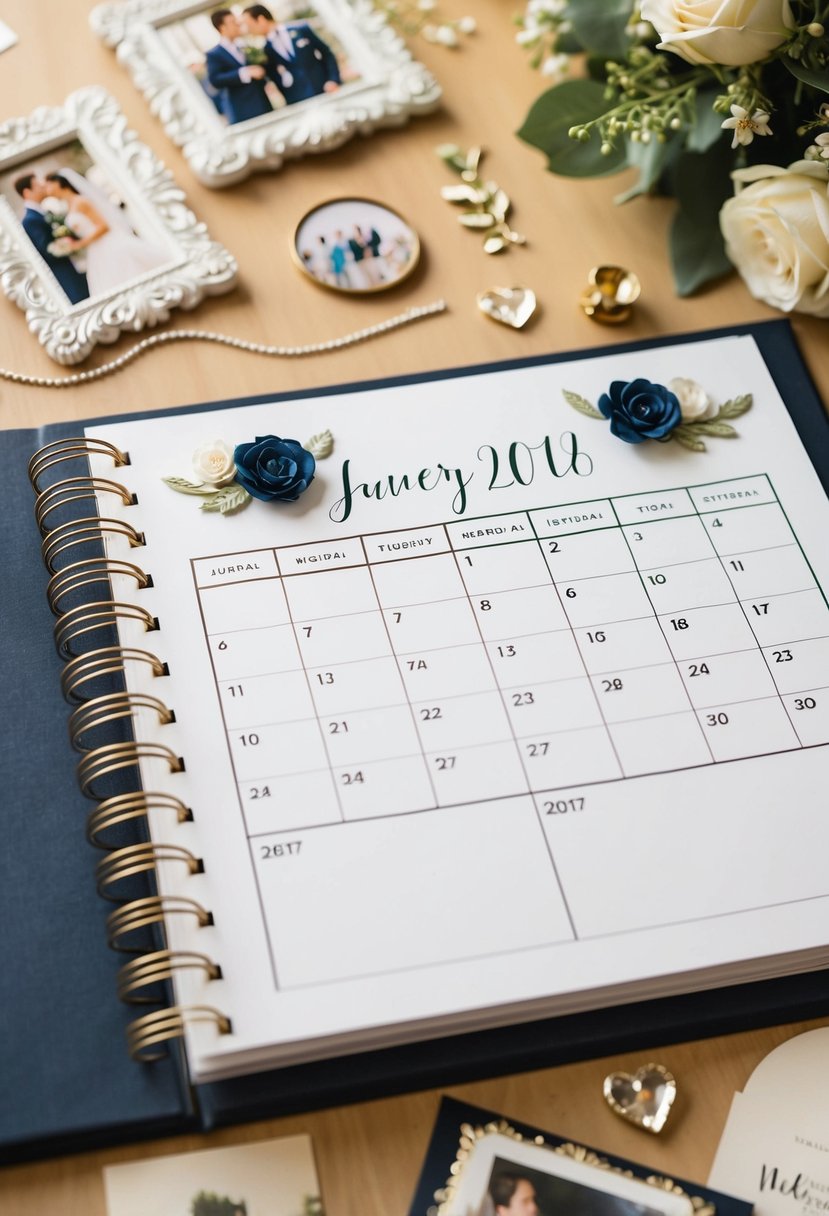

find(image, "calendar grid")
[192,474,829,972]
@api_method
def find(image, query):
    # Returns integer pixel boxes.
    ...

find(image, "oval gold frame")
[291,196,420,296]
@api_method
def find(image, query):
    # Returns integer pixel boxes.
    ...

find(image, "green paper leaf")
[565,0,634,59]
[717,393,753,419]
[305,429,334,459]
[783,57,829,95]
[685,420,738,437]
[162,476,216,496]
[563,389,604,419]
[517,80,628,179]
[200,484,251,514]
[672,427,707,452]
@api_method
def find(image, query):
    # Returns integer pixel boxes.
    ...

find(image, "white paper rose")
[192,439,237,486]
[668,377,718,421]
[640,0,793,66]
[719,160,829,317]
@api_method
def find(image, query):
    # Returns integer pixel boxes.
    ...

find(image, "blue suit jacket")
[21,209,89,305]
[205,44,274,124]
[265,24,341,105]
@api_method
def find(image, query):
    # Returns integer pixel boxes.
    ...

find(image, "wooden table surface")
[1,0,827,1210]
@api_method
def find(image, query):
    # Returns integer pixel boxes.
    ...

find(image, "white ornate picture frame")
[0,87,237,364]
[90,0,442,188]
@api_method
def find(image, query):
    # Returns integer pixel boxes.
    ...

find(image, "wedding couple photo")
[294,198,420,294]
[0,139,173,306]
[159,2,357,126]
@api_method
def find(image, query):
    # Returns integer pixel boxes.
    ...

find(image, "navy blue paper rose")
[233,435,316,502]
[598,379,681,445]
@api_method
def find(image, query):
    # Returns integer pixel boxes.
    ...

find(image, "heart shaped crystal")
[603,1063,676,1134]
[476,287,537,329]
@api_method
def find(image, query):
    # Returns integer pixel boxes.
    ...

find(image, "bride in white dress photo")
[44,169,170,297]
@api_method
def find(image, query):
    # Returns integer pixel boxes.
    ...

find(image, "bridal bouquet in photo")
[516,1,829,316]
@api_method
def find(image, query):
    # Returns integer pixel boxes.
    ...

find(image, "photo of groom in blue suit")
[242,4,341,105]
[14,173,89,305]
[205,8,278,125]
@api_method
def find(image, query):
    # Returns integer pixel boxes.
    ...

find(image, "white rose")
[719,160,829,317]
[192,439,237,486]
[668,377,718,421]
[640,0,793,66]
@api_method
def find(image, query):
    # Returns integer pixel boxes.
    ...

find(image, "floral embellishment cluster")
[163,430,333,514]
[564,378,752,450]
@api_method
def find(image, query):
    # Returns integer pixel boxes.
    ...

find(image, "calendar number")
[706,712,729,726]
[328,720,349,734]
[751,602,770,616]
[497,644,516,658]
[526,741,549,757]
[711,517,723,528]
[565,587,577,598]
[773,649,793,662]
[647,573,666,585]
[260,840,302,859]
[239,732,260,747]
[543,797,585,815]
[632,531,643,541]
[217,640,228,651]
[435,756,456,770]
[226,684,244,698]
[480,599,492,611]
[794,697,817,710]
[420,706,443,721]
[548,541,560,554]
[670,618,689,631]
[249,785,271,799]
[729,559,745,572]
[688,663,710,677]
[601,678,623,692]
[512,692,535,706]
[341,771,364,785]
[316,671,335,685]
[586,630,606,643]
[303,625,313,637]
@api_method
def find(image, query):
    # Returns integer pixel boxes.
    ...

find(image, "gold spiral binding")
[96,841,203,901]
[55,601,159,660]
[28,436,129,493]
[61,646,168,704]
[117,949,221,1004]
[47,557,152,616]
[126,1006,232,1063]
[43,517,146,573]
[87,791,192,850]
[78,740,184,800]
[107,896,213,952]
[35,476,137,535]
[31,435,233,1063]
[69,692,175,752]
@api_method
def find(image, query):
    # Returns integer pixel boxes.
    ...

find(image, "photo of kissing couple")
[2,142,172,305]
[162,3,356,127]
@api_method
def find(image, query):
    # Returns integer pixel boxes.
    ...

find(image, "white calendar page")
[86,334,829,1081]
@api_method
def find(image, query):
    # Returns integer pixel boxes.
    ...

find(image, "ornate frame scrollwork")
[90,0,442,188]
[432,1119,716,1216]
[0,87,237,363]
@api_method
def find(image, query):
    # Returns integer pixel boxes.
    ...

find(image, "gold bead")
[579,265,641,325]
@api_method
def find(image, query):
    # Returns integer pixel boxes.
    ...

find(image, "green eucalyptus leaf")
[305,429,334,459]
[517,80,628,178]
[162,476,215,496]
[672,428,707,452]
[200,484,251,514]
[615,136,679,204]
[563,389,605,419]
[565,0,634,59]
[669,141,734,296]
[687,87,726,153]
[783,56,829,94]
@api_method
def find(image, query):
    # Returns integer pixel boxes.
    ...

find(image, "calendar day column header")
[276,536,364,574]
[363,526,450,563]
[529,499,615,538]
[446,512,533,550]
[193,549,279,587]
[688,475,776,513]
[612,488,695,524]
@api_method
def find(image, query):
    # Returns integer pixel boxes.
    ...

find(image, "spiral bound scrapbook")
[4,320,829,1161]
